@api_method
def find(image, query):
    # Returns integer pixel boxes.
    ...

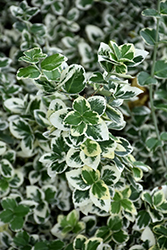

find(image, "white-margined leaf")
[99,136,117,159]
[76,0,93,10]
[66,148,84,168]
[49,108,70,131]
[9,169,24,188]
[73,96,90,114]
[115,137,133,156]
[80,151,100,171]
[69,134,87,147]
[0,159,14,178]
[41,53,67,71]
[48,161,68,176]
[17,65,41,80]
[34,201,50,224]
[26,185,45,201]
[9,117,33,139]
[90,181,110,212]
[85,25,104,43]
[60,64,86,94]
[115,84,143,100]
[135,210,151,230]
[71,122,87,136]
[141,226,156,247]
[66,169,90,191]
[84,237,103,250]
[80,139,101,157]
[85,119,109,141]
[0,141,6,155]
[34,110,50,127]
[49,99,67,111]
[101,164,121,186]
[73,189,91,207]
[81,166,100,185]
[87,96,106,116]
[105,105,124,125]
[4,98,24,113]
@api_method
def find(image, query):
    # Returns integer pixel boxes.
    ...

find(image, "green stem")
[149,0,167,169]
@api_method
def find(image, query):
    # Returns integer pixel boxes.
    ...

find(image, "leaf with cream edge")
[73,96,91,114]
[80,151,100,170]
[90,180,110,212]
[0,159,14,179]
[80,139,102,157]
[85,118,109,141]
[4,97,25,113]
[81,166,100,185]
[101,164,121,186]
[115,137,133,156]
[0,141,6,155]
[99,135,117,159]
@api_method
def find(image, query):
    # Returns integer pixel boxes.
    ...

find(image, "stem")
[149,0,167,169]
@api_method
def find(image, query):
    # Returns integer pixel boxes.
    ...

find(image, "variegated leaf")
[87,96,106,116]
[80,151,100,171]
[66,169,90,190]
[73,189,91,207]
[49,109,70,131]
[66,148,84,168]
[85,119,109,141]
[101,164,121,186]
[81,166,100,185]
[73,96,90,114]
[80,139,101,157]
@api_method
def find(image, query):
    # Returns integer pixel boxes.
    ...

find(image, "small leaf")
[17,65,41,79]
[153,190,165,207]
[87,96,106,116]
[160,132,167,141]
[73,96,90,115]
[66,169,90,191]
[81,166,100,185]
[160,1,167,15]
[10,216,24,231]
[64,111,82,126]
[84,237,102,250]
[1,198,17,210]
[61,64,86,94]
[0,209,14,223]
[80,139,101,157]
[113,229,129,244]
[13,231,29,247]
[154,60,167,79]
[142,8,160,17]
[140,28,158,46]
[136,210,151,230]
[107,215,122,231]
[91,180,110,200]
[41,53,66,71]
[137,71,157,86]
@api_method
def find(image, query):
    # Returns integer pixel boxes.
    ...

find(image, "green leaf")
[13,231,29,247]
[84,237,102,250]
[66,210,79,227]
[141,191,153,206]
[91,180,110,200]
[95,226,112,243]
[137,71,157,86]
[64,111,82,126]
[136,210,151,230]
[1,198,17,210]
[154,60,167,79]
[0,57,12,68]
[80,139,101,157]
[153,225,167,236]
[142,8,160,17]
[115,64,127,74]
[73,96,90,115]
[160,132,167,141]
[132,167,143,181]
[157,236,167,249]
[0,209,14,223]
[41,53,66,71]
[113,229,129,244]
[73,235,87,250]
[34,242,48,250]
[115,137,133,156]
[119,43,135,61]
[140,28,157,45]
[71,122,87,136]
[19,47,47,64]
[49,240,64,250]
[10,216,24,231]
[87,96,106,116]
[154,103,167,112]
[42,68,61,81]
[81,166,100,185]
[14,204,29,217]
[83,111,100,125]
[153,190,165,207]
[107,215,122,231]
[146,137,161,151]
[160,1,167,15]
[61,65,86,94]
[17,65,41,79]
[99,137,117,159]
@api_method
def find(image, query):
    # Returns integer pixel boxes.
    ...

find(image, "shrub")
[0,0,167,249]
